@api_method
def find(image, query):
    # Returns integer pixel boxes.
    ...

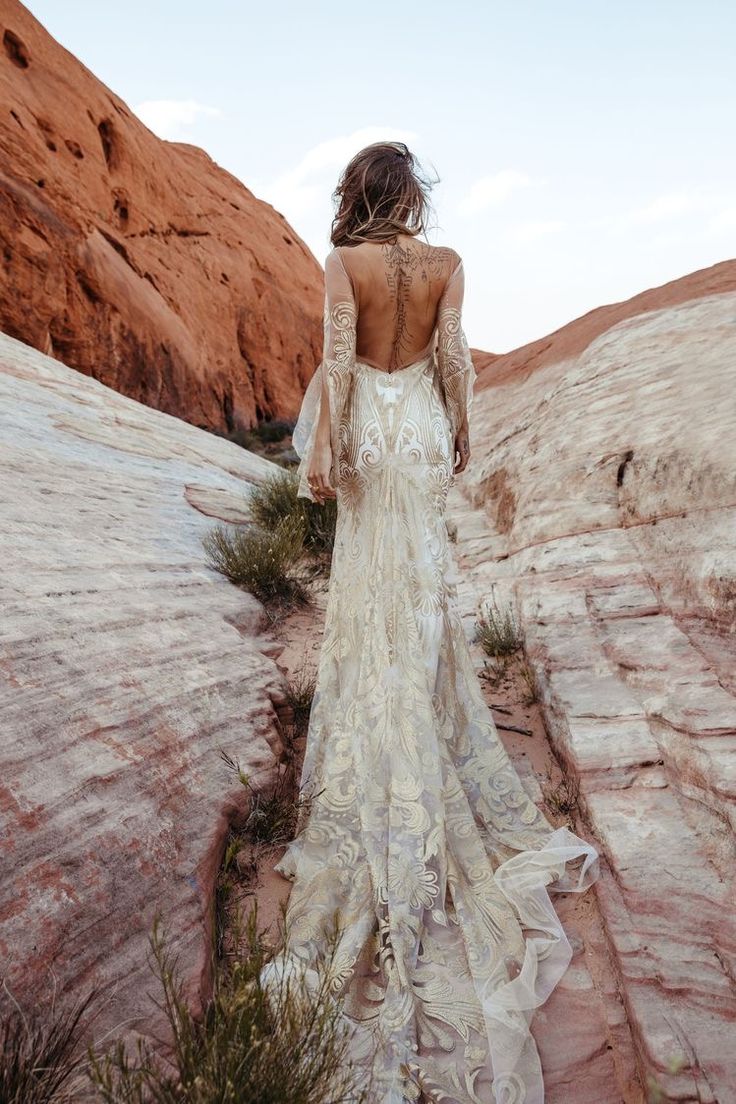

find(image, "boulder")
[0,328,289,1058]
[454,261,736,1101]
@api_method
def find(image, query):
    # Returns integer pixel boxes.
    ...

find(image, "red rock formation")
[474,259,736,388]
[0,0,323,433]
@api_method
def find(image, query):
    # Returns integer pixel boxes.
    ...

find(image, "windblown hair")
[330,141,438,246]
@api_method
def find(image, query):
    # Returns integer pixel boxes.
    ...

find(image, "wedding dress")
[262,240,600,1104]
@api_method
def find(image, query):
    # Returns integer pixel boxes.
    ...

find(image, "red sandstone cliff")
[0,0,324,433]
[473,258,736,389]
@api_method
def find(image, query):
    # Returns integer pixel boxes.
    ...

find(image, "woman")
[264,142,600,1104]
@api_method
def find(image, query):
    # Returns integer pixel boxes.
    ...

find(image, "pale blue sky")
[26,0,736,351]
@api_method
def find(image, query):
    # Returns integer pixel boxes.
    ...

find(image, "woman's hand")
[306,442,336,504]
[454,424,470,474]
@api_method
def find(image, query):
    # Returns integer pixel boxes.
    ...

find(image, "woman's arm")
[306,369,334,503]
[435,253,477,474]
[295,247,357,504]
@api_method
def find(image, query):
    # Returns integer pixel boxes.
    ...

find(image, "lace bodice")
[292,240,477,502]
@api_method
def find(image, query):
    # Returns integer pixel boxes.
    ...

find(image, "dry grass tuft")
[202,513,310,607]
[0,985,99,1104]
[474,597,522,658]
[518,659,541,705]
[541,767,581,818]
[87,903,372,1104]
[282,661,318,740]
[478,654,513,690]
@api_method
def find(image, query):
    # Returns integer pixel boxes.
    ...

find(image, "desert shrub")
[207,419,295,452]
[87,906,372,1104]
[202,513,309,606]
[249,469,337,557]
[251,419,295,444]
[474,596,522,657]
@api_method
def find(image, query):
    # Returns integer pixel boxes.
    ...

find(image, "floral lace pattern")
[264,250,601,1104]
[434,301,476,443]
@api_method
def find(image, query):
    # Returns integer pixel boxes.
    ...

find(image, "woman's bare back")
[339,236,460,373]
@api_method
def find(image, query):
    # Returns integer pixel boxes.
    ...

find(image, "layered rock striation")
[0,329,290,1055]
[454,260,736,1101]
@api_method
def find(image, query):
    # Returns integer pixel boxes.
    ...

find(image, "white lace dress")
[262,244,600,1104]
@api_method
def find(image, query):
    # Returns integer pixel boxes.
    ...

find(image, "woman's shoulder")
[437,245,462,269]
[328,240,461,272]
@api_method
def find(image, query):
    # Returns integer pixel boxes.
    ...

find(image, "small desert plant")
[0,984,99,1104]
[249,468,337,557]
[518,658,541,705]
[541,767,581,818]
[220,751,317,847]
[478,654,512,689]
[87,904,373,1104]
[241,767,306,845]
[474,596,522,658]
[283,660,318,739]
[222,835,244,874]
[202,513,309,606]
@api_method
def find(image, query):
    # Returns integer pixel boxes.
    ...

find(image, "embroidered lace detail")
[293,250,477,503]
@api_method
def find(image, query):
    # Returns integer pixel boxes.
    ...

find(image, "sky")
[25,0,736,353]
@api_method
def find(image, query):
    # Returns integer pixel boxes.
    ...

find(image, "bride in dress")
[262,141,600,1104]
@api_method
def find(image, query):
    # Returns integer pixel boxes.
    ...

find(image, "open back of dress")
[265,239,601,1104]
[339,238,461,374]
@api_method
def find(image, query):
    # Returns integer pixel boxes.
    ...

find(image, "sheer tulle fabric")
[262,247,600,1104]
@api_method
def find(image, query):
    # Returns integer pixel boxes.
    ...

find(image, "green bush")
[202,513,309,606]
[87,906,373,1104]
[249,469,337,557]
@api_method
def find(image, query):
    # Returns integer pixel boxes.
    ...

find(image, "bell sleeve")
[435,255,477,445]
[292,247,357,502]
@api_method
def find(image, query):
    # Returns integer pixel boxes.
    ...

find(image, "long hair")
[330,141,438,246]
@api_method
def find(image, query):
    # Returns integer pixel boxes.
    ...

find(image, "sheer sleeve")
[292,247,357,502]
[435,255,477,444]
